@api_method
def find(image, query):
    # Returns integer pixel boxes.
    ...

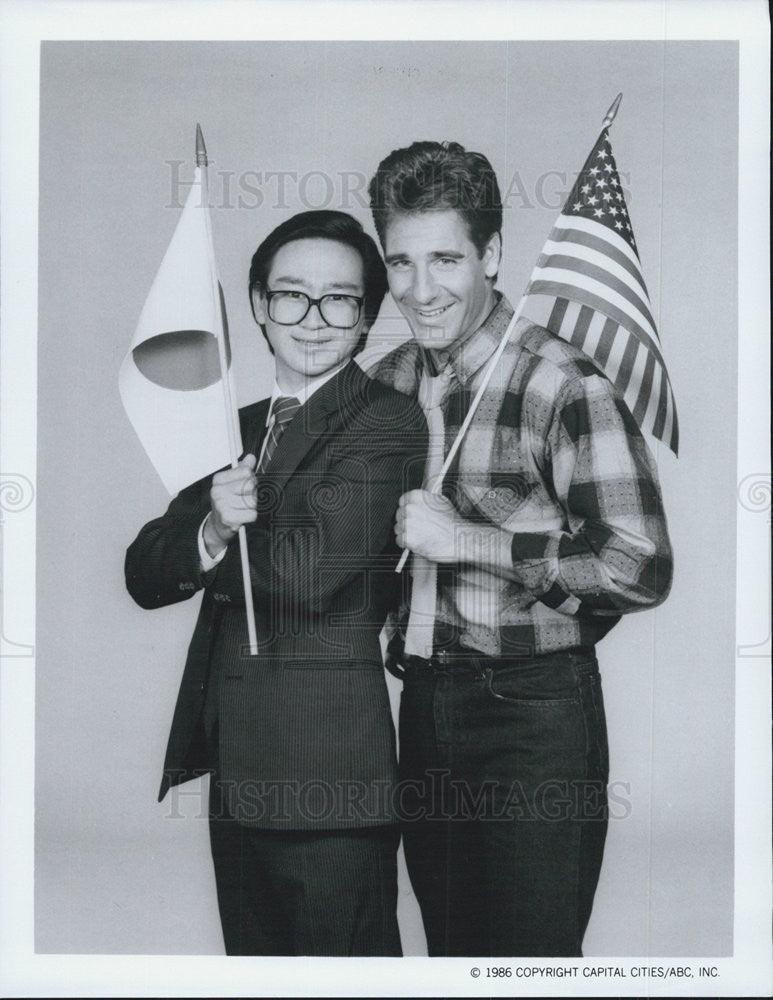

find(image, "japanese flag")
[119,163,240,495]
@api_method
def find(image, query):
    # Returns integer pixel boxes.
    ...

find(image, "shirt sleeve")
[508,372,673,615]
[198,513,227,571]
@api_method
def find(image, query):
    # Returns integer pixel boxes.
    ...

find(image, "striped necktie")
[403,366,454,659]
[258,395,301,473]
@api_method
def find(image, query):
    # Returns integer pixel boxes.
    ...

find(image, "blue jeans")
[397,647,609,956]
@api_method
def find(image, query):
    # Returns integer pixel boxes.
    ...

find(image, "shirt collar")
[266,360,348,424]
[432,293,516,385]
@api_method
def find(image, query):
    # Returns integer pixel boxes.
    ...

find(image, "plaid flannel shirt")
[371,294,673,657]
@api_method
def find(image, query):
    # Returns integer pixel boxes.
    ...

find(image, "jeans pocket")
[482,669,584,751]
[483,662,577,705]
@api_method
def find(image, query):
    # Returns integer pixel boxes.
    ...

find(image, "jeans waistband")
[386,635,597,677]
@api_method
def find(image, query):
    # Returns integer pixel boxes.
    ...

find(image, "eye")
[387,258,410,270]
[434,256,457,267]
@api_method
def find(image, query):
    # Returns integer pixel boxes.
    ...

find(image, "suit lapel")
[239,398,272,460]
[261,362,370,493]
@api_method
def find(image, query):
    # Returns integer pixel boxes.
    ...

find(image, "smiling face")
[383,209,501,358]
[253,238,367,393]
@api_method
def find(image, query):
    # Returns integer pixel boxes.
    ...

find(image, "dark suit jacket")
[125,361,427,829]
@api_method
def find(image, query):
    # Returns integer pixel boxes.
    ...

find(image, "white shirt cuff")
[198,514,227,571]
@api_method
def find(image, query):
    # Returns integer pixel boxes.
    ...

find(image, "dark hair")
[368,141,503,258]
[248,210,388,356]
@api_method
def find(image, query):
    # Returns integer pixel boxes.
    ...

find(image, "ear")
[250,286,267,325]
[482,231,502,279]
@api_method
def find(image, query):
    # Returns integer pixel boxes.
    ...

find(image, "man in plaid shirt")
[368,141,673,957]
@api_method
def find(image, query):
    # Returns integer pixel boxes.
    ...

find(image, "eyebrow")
[270,275,362,293]
[384,250,466,264]
[325,281,363,292]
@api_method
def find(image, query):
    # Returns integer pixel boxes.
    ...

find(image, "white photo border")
[0,1,770,997]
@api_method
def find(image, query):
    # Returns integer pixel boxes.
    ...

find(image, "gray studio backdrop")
[36,40,737,955]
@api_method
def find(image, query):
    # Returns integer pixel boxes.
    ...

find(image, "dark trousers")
[397,647,609,957]
[208,774,402,956]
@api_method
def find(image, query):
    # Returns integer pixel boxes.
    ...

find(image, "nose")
[301,300,327,330]
[409,264,438,306]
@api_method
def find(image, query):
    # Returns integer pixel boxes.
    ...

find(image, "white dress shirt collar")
[266,360,348,425]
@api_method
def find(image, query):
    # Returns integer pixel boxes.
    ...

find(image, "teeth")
[418,305,451,318]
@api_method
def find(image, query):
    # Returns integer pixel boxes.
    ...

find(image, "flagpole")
[197,125,259,654]
[395,93,633,574]
[394,301,525,573]
[602,92,623,129]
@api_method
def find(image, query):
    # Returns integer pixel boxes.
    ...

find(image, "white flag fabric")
[119,165,240,495]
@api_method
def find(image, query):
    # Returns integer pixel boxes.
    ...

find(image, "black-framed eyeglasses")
[255,288,364,330]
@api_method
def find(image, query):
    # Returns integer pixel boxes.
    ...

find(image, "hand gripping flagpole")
[395,94,625,574]
[394,307,521,573]
[197,125,259,654]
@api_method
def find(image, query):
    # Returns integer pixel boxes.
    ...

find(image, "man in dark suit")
[125,210,427,956]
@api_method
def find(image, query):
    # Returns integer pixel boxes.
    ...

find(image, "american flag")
[522,126,679,455]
